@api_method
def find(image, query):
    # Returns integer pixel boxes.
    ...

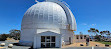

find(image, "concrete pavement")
[0,41,111,49]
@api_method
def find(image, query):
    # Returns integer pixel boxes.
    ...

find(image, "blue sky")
[0,0,111,35]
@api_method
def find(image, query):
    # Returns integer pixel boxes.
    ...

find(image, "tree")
[105,31,111,40]
[0,34,10,41]
[88,28,99,41]
[99,31,110,41]
[88,28,99,36]
[95,29,99,35]
[100,31,103,35]
[100,31,105,41]
[9,29,21,40]
[94,35,101,41]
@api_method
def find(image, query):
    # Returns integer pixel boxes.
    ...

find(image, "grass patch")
[96,41,111,45]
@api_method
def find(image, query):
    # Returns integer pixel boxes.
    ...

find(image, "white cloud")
[87,24,97,27]
[92,24,96,26]
[82,23,87,25]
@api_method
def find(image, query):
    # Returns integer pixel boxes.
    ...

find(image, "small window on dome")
[49,17,53,23]
[36,10,39,13]
[44,13,48,21]
[39,13,43,20]
[31,12,34,16]
[34,14,38,19]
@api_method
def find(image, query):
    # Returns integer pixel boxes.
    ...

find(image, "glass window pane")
[46,43,50,48]
[51,43,55,48]
[41,36,45,42]
[41,36,56,48]
[46,36,50,42]
[41,43,45,48]
[51,36,55,42]
[84,35,86,39]
[80,36,83,39]
[77,36,79,39]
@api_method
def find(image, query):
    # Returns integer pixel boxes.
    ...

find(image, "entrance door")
[41,36,55,48]
[69,37,71,44]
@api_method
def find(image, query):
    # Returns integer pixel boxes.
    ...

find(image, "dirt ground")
[62,41,111,48]
[0,47,5,48]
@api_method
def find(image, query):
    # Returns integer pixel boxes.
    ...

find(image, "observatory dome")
[20,1,77,47]
[22,2,68,29]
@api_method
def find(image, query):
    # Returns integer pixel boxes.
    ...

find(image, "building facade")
[74,35,89,43]
[20,0,77,48]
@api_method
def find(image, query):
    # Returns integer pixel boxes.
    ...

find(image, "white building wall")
[35,35,41,48]
[56,35,62,48]
[20,29,74,47]
[60,29,74,44]
[20,29,36,46]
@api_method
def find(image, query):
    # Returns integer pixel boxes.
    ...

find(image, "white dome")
[22,2,68,29]
[20,1,77,47]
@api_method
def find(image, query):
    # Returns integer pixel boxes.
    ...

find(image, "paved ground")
[0,41,111,49]
[1,47,111,49]
[38,47,111,49]
[39,47,111,49]
[0,40,30,49]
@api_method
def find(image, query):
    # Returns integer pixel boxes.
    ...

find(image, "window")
[46,36,50,42]
[41,43,45,48]
[84,35,86,39]
[46,43,50,48]
[41,36,45,42]
[76,36,79,39]
[51,43,55,47]
[80,35,83,39]
[51,36,55,42]
[41,36,56,48]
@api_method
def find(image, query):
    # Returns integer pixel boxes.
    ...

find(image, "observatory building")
[20,0,77,48]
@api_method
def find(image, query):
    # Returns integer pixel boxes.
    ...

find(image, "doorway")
[41,36,55,48]
[69,37,71,44]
